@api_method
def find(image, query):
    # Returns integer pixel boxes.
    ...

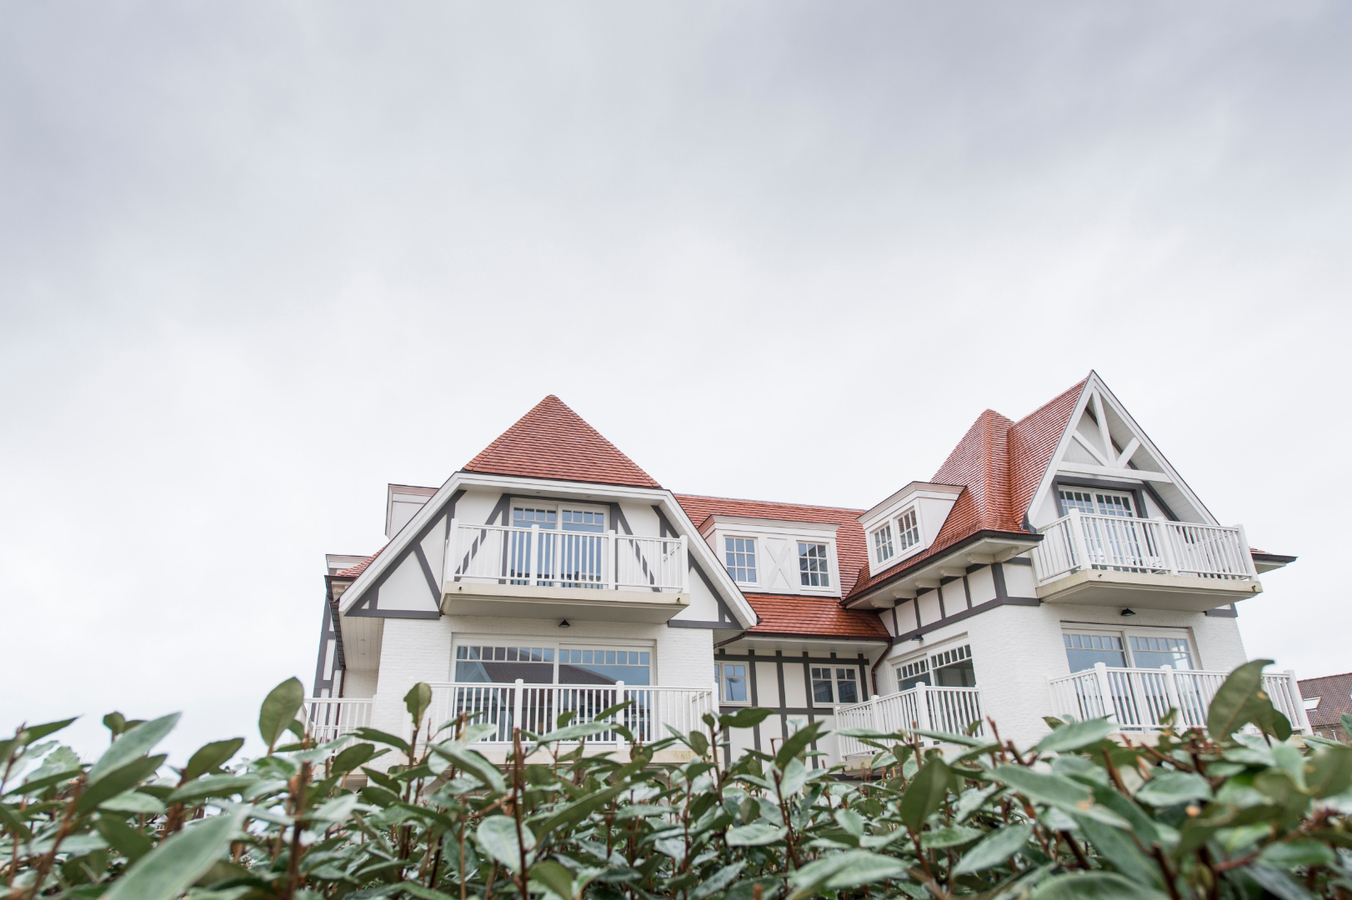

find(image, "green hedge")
[4,658,1352,899]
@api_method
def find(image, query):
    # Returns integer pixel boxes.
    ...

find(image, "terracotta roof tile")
[846,379,1089,601]
[674,494,868,598]
[464,395,660,488]
[743,593,891,640]
[336,547,384,578]
[1299,673,1352,730]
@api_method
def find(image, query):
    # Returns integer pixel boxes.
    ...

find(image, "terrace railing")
[835,684,984,760]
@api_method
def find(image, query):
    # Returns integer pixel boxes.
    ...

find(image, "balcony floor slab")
[441,580,690,623]
[1036,568,1262,611]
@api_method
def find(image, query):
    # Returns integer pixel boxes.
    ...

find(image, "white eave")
[842,531,1042,610]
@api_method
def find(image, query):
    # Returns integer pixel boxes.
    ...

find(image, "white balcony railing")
[1030,510,1256,586]
[1049,664,1312,735]
[446,520,688,593]
[835,684,984,759]
[302,698,374,744]
[425,681,716,745]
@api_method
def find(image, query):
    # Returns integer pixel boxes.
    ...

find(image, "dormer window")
[724,537,758,584]
[798,542,830,587]
[897,508,920,552]
[872,525,894,564]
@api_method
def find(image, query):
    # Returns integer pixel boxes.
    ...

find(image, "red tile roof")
[335,547,383,578]
[464,395,660,489]
[674,494,869,598]
[743,593,891,641]
[845,380,1087,601]
[1299,673,1352,730]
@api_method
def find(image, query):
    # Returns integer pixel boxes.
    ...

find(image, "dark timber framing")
[888,562,1041,643]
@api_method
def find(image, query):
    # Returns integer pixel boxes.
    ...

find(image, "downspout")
[869,635,895,697]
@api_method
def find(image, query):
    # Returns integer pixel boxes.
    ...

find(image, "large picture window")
[1062,630,1195,673]
[895,643,975,691]
[508,503,608,588]
[454,643,650,685]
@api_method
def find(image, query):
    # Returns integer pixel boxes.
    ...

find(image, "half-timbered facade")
[308,372,1308,767]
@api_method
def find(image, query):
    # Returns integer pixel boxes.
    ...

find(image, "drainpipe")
[869,635,896,697]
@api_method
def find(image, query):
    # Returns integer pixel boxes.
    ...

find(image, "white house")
[307,373,1307,767]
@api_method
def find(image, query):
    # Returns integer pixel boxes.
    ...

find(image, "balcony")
[835,684,985,760]
[1049,664,1311,735]
[443,520,689,622]
[427,681,715,751]
[302,698,373,745]
[1029,511,1261,610]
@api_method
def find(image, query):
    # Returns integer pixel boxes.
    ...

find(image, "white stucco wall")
[880,601,1250,748]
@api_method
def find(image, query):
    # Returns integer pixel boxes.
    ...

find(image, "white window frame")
[723,534,760,586]
[809,664,862,708]
[509,499,609,530]
[797,541,831,589]
[871,524,894,565]
[1059,625,1198,671]
[451,637,655,685]
[716,661,751,706]
[893,638,974,692]
[870,506,927,570]
[1056,488,1138,519]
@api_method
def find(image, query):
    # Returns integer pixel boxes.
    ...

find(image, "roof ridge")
[464,395,660,488]
[673,491,865,513]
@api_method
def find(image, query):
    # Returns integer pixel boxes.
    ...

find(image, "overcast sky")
[3,1,1349,762]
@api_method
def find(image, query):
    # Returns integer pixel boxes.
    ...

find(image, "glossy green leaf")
[166,775,258,805]
[1306,743,1352,798]
[181,739,244,783]
[88,713,179,784]
[97,790,166,815]
[330,742,376,776]
[786,850,908,900]
[1246,864,1317,900]
[691,861,747,900]
[100,807,244,900]
[476,815,534,874]
[94,816,155,862]
[953,822,1034,874]
[404,682,433,728]
[258,678,304,753]
[1135,771,1212,807]
[775,721,824,769]
[992,765,1093,810]
[1207,659,1270,738]
[921,824,983,848]
[726,823,788,846]
[529,860,575,899]
[1029,872,1169,900]
[719,708,774,730]
[1037,718,1117,754]
[351,727,411,754]
[78,755,166,812]
[899,757,951,830]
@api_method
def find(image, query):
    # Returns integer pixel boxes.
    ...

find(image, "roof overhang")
[1252,553,1297,574]
[441,582,690,624]
[842,530,1043,610]
[858,481,965,531]
[717,634,892,656]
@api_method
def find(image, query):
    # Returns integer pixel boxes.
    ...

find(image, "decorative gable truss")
[1023,372,1217,530]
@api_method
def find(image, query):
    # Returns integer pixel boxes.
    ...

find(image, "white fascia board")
[657,492,759,630]
[841,534,1041,609]
[385,483,439,538]
[1089,376,1218,525]
[859,481,965,530]
[1023,377,1095,531]
[722,635,890,657]
[705,516,842,537]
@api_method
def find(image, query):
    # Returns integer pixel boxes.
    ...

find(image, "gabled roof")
[1007,380,1087,525]
[674,494,868,598]
[463,395,660,488]
[673,493,885,640]
[1299,673,1352,730]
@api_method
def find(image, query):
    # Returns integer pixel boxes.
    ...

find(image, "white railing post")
[1067,509,1089,572]
[615,681,627,749]
[512,679,525,738]
[914,682,931,734]
[1156,519,1178,575]
[1236,524,1258,577]
[446,518,459,583]
[609,530,618,590]
[1161,665,1181,721]
[1285,670,1312,734]
[680,536,688,592]
[870,694,882,733]
[1093,662,1116,722]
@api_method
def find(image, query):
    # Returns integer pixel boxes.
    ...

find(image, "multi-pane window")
[717,663,748,703]
[872,525,894,564]
[725,537,757,583]
[1063,633,1127,672]
[1058,489,1135,518]
[897,658,929,691]
[561,509,605,531]
[897,644,975,690]
[455,645,556,683]
[897,509,920,552]
[1128,636,1194,671]
[1063,630,1195,673]
[559,648,650,685]
[798,542,830,587]
[810,667,860,705]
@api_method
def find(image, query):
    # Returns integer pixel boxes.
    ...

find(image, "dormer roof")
[463,395,660,488]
